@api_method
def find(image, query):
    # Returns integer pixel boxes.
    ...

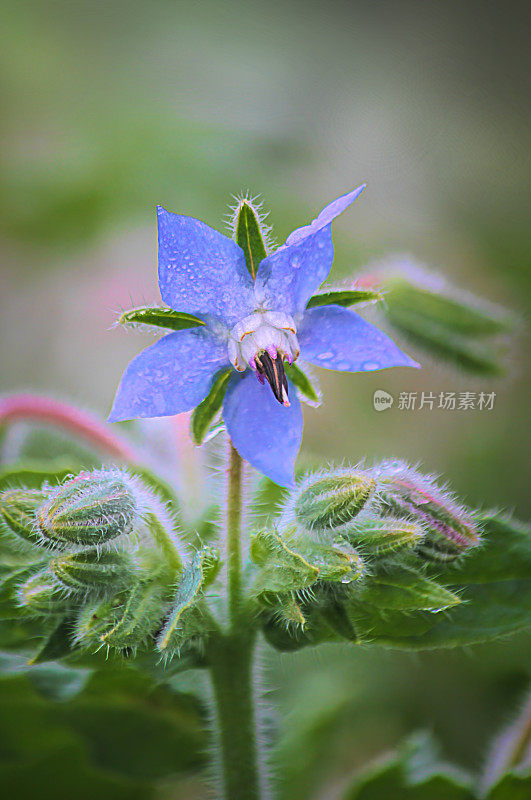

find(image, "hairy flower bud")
[17,570,69,616]
[291,470,375,532]
[75,579,166,653]
[0,488,47,548]
[308,541,365,584]
[342,515,424,555]
[50,549,133,591]
[37,469,137,548]
[372,461,480,561]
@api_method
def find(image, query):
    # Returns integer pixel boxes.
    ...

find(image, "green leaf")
[342,731,475,800]
[356,565,461,612]
[343,512,531,649]
[285,363,321,406]
[118,305,205,332]
[0,666,206,788]
[425,512,531,586]
[306,288,383,309]
[0,651,91,701]
[28,615,77,664]
[190,367,232,445]
[62,671,206,780]
[0,747,151,800]
[234,199,268,279]
[0,462,78,493]
[346,578,531,649]
[487,772,531,800]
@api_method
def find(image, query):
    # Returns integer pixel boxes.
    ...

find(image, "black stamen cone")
[255,351,289,405]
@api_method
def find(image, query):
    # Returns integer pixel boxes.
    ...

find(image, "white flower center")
[228,310,300,372]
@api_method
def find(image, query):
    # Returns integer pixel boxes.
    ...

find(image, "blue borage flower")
[109,186,419,486]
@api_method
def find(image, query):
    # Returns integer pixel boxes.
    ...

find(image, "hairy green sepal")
[118,306,205,332]
[306,288,382,309]
[157,548,219,657]
[234,200,268,279]
[285,363,321,406]
[190,368,232,445]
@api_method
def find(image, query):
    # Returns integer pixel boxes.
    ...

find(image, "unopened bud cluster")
[277,461,480,564]
[0,468,213,661]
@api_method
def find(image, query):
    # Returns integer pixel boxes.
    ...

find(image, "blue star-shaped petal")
[109,186,419,486]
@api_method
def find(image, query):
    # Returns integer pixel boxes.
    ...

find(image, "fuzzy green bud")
[75,597,120,648]
[37,469,137,548]
[309,541,365,584]
[293,470,375,531]
[0,488,47,548]
[50,549,134,592]
[18,570,69,616]
[373,461,480,561]
[342,515,424,555]
[98,580,166,651]
[75,580,166,654]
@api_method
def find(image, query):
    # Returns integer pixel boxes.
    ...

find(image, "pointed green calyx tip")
[294,470,375,531]
[190,368,231,445]
[156,548,216,657]
[118,305,204,333]
[50,549,133,591]
[18,570,69,616]
[373,461,481,561]
[0,488,47,547]
[37,469,137,548]
[233,197,269,280]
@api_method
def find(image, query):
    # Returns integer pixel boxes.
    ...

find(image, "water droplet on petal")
[290,254,301,269]
[362,361,380,371]
[319,351,333,360]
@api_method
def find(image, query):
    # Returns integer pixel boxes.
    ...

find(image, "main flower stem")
[208,442,263,800]
[227,442,243,622]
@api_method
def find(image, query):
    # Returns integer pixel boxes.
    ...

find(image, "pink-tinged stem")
[0,394,138,463]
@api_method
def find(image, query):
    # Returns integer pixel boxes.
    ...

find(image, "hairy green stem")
[209,631,262,800]
[207,442,264,800]
[227,442,244,622]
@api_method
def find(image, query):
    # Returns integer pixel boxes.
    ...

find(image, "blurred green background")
[0,1,529,798]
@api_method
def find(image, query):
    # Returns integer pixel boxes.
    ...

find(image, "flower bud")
[373,461,480,561]
[75,597,120,648]
[50,549,133,592]
[342,515,424,555]
[99,580,166,651]
[17,570,69,616]
[0,488,47,548]
[37,469,137,548]
[309,541,365,584]
[292,470,375,531]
